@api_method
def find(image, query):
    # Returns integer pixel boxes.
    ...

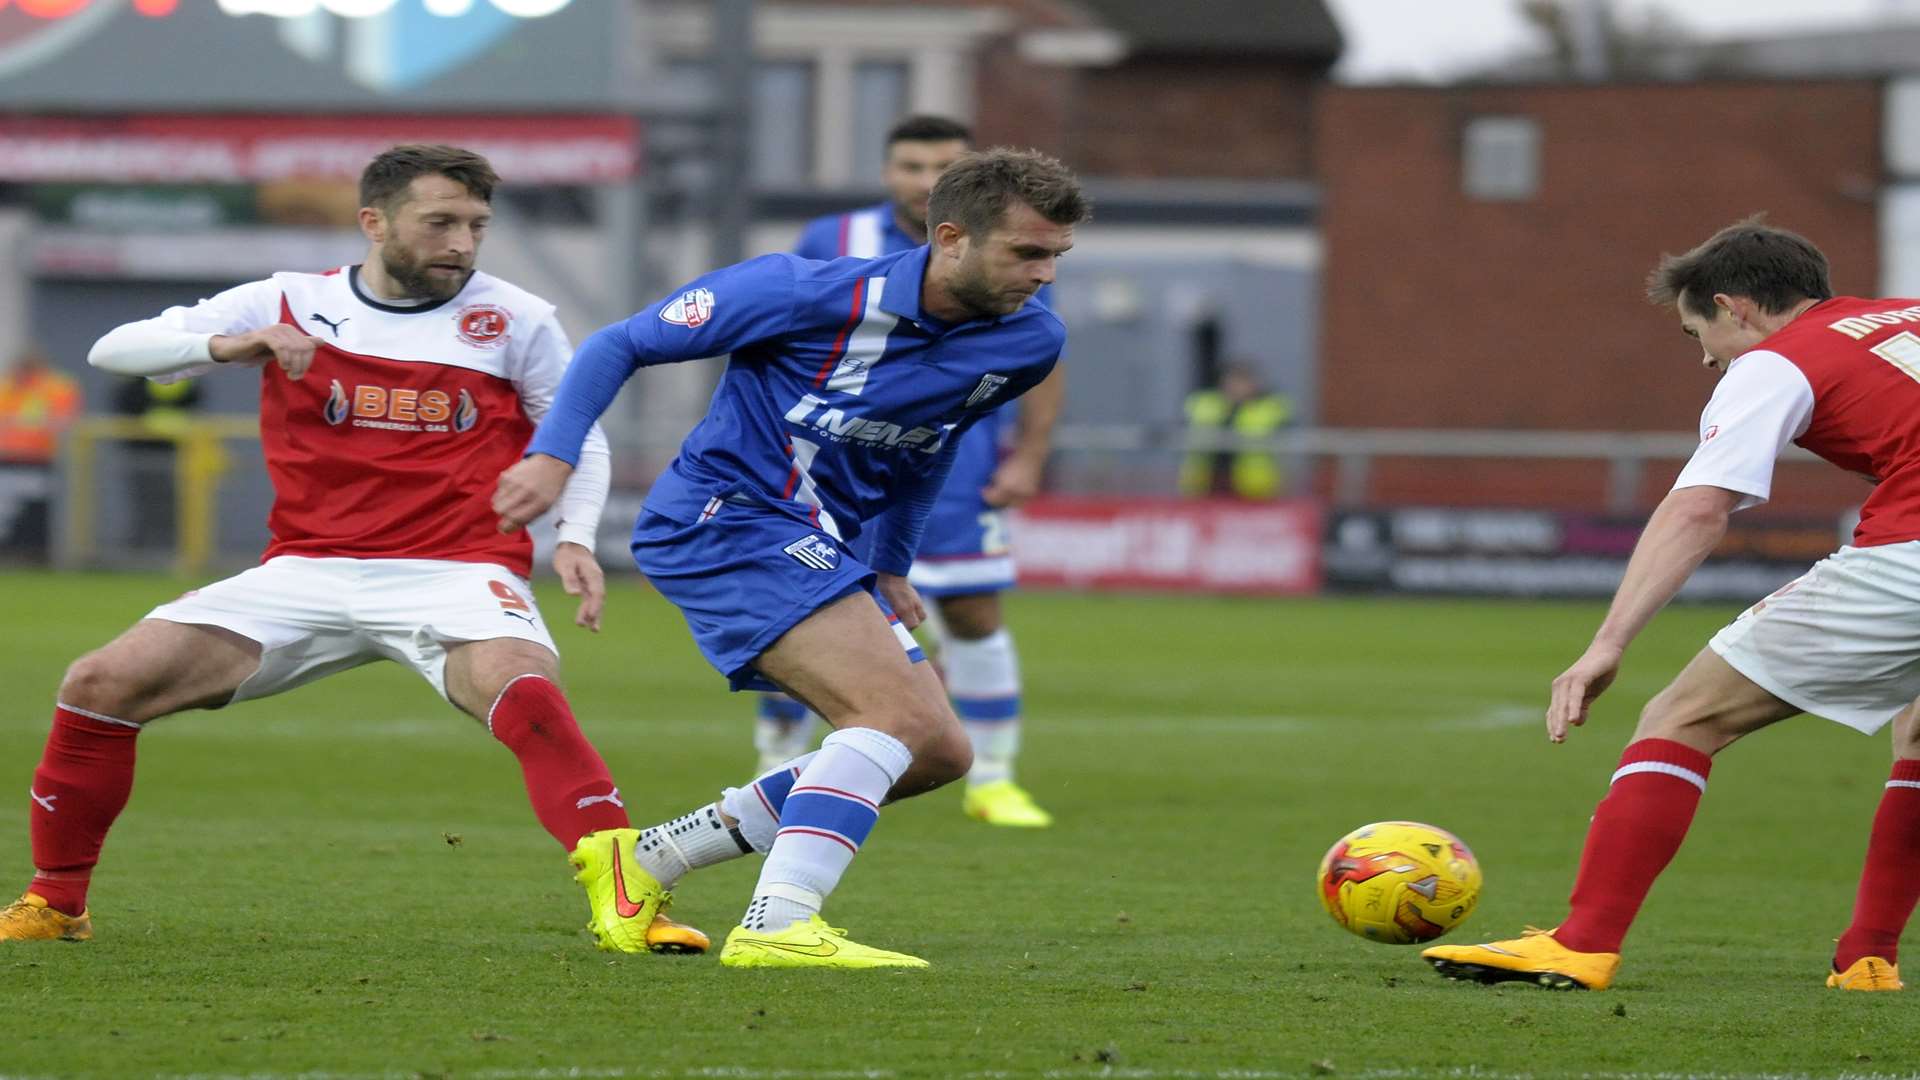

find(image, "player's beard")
[947,258,1035,320]
[379,242,471,302]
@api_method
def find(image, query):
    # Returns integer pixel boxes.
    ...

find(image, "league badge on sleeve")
[783,533,841,571]
[661,288,716,328]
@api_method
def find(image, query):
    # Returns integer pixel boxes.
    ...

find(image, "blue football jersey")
[793,201,918,264]
[794,202,1040,543]
[528,246,1065,573]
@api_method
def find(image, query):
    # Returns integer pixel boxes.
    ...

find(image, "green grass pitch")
[1,570,1917,1079]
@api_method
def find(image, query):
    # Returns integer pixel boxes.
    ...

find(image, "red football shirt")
[1674,296,1920,547]
[137,266,605,577]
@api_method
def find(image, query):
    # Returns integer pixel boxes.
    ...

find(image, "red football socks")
[1834,759,1920,969]
[1555,738,1712,955]
[487,676,629,849]
[28,707,141,916]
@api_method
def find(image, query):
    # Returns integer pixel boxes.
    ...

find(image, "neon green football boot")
[569,828,709,955]
[719,915,929,970]
[962,780,1053,828]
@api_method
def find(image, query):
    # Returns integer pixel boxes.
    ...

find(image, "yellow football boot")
[568,828,708,955]
[1422,927,1620,991]
[719,915,929,970]
[962,780,1053,828]
[1829,956,1903,991]
[0,894,92,942]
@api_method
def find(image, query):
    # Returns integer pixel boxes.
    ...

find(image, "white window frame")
[652,3,1007,186]
[1462,115,1541,202]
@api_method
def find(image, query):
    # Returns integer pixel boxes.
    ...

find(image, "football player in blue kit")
[761,115,1066,829]
[493,149,1089,968]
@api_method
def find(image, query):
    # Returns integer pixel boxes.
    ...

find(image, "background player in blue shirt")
[493,149,1089,969]
[765,115,1066,829]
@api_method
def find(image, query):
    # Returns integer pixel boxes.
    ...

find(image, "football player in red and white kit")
[1425,218,1920,992]
[0,145,704,956]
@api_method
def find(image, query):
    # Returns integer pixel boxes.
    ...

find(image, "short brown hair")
[359,144,499,214]
[926,148,1092,239]
[1647,216,1832,319]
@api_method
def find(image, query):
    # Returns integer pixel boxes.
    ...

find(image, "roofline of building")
[757,178,1318,226]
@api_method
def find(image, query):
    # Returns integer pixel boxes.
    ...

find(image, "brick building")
[654,0,1341,187]
[1313,79,1884,514]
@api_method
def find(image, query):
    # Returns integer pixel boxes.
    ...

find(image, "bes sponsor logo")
[782,394,950,453]
[783,533,841,571]
[455,304,511,348]
[660,288,715,328]
[323,381,479,433]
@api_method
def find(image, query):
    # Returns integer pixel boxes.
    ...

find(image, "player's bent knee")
[938,595,1002,640]
[1633,700,1737,755]
[445,639,561,718]
[919,725,973,783]
[57,650,138,716]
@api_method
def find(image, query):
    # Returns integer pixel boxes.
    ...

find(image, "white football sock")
[743,728,911,931]
[946,628,1022,786]
[718,750,817,854]
[633,803,753,889]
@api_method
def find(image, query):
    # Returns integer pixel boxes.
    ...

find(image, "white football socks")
[743,727,911,931]
[718,750,817,853]
[632,751,822,889]
[946,628,1023,786]
[632,803,752,890]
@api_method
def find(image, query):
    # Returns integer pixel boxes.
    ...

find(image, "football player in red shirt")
[1426,218,1920,992]
[1,145,703,956]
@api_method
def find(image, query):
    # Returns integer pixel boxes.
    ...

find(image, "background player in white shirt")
[1426,218,1920,992]
[0,145,702,957]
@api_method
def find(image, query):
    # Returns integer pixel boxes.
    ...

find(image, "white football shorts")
[145,555,557,703]
[1710,541,1920,734]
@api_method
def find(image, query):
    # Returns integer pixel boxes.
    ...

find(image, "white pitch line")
[33,1060,1920,1068]
[5,1066,1913,1080]
[131,708,1558,743]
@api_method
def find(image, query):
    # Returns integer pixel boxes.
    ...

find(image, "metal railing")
[51,418,1794,575]
[61,414,260,575]
[1046,424,1818,511]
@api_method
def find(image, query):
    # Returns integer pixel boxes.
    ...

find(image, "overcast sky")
[1325,0,1920,82]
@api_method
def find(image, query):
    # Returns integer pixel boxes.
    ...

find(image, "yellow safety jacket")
[1180,389,1290,499]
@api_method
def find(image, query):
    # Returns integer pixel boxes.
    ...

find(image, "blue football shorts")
[632,502,925,691]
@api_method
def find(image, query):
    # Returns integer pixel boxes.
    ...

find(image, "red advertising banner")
[1013,496,1322,595]
[0,114,640,184]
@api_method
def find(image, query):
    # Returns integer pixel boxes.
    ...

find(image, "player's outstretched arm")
[865,437,963,630]
[87,279,288,379]
[552,540,606,632]
[984,363,1065,507]
[1545,484,1742,742]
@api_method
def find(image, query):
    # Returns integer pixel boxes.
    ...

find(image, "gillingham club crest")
[783,534,841,571]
